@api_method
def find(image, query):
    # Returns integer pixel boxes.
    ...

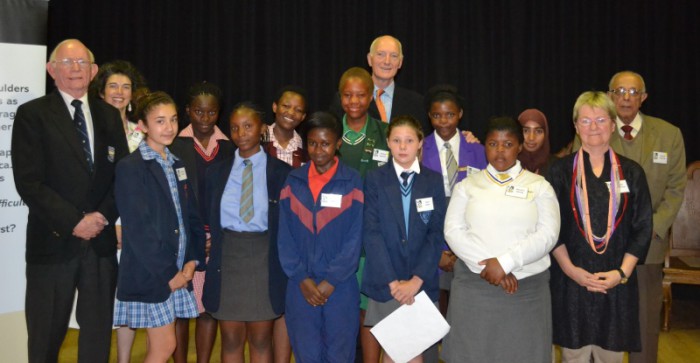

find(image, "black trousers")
[25,243,117,363]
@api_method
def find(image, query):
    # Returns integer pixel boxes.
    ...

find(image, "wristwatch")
[616,268,628,284]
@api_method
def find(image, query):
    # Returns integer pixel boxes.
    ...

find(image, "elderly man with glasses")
[572,70,686,363]
[12,39,128,363]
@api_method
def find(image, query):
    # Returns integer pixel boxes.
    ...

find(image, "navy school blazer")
[202,153,292,314]
[115,150,206,303]
[361,160,447,303]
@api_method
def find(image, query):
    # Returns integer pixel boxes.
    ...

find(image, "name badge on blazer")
[653,151,668,164]
[321,193,343,208]
[416,197,434,212]
[107,146,115,163]
[372,149,390,163]
[505,185,528,199]
[176,167,188,181]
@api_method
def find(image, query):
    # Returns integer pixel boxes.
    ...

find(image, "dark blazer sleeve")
[201,156,233,312]
[362,168,400,289]
[12,96,84,236]
[266,156,293,314]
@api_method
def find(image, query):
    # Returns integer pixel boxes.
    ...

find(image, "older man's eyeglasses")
[609,87,644,98]
[577,117,610,127]
[429,112,458,120]
[53,58,91,69]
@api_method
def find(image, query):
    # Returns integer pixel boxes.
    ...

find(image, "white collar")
[615,113,643,134]
[486,160,522,178]
[393,157,421,179]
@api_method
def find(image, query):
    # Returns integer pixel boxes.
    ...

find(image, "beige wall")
[0,311,27,363]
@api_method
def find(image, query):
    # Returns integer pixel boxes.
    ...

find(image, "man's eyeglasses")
[53,58,92,69]
[609,87,644,98]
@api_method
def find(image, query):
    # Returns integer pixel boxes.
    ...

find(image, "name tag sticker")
[416,197,434,212]
[321,193,343,208]
[176,167,188,181]
[129,131,143,144]
[372,149,390,162]
[505,185,528,199]
[466,166,481,176]
[653,151,668,164]
[606,180,630,193]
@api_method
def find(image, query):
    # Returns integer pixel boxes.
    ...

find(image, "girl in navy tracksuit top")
[277,111,363,363]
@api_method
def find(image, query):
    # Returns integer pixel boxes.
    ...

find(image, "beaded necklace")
[569,148,628,254]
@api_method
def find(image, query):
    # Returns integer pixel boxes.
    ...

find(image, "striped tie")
[71,99,93,172]
[444,143,457,191]
[240,159,254,223]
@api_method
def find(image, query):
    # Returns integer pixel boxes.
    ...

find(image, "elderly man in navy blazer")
[12,39,128,363]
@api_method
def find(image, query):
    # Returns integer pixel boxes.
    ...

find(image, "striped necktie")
[444,143,458,191]
[71,99,93,172]
[240,159,254,223]
[400,170,415,236]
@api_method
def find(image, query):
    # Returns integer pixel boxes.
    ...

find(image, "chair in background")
[662,161,700,331]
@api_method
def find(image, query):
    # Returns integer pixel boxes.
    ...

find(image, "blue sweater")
[278,161,364,287]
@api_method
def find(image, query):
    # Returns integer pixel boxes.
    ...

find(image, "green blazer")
[573,113,686,263]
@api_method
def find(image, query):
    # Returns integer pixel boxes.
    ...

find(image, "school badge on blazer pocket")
[419,211,432,225]
[107,146,115,163]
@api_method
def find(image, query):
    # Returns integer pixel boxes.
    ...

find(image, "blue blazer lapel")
[146,158,176,212]
[381,163,407,238]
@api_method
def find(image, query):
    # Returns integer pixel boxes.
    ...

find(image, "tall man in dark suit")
[573,70,686,362]
[330,35,429,132]
[12,39,128,363]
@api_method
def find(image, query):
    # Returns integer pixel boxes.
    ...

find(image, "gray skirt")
[211,230,278,322]
[443,260,552,363]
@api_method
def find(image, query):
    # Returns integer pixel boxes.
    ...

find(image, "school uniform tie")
[375,89,388,122]
[400,171,414,188]
[497,173,510,181]
[71,99,93,172]
[240,159,254,223]
[444,143,458,191]
[621,125,634,140]
[400,170,415,236]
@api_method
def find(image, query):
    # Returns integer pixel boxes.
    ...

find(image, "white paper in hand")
[370,291,450,362]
